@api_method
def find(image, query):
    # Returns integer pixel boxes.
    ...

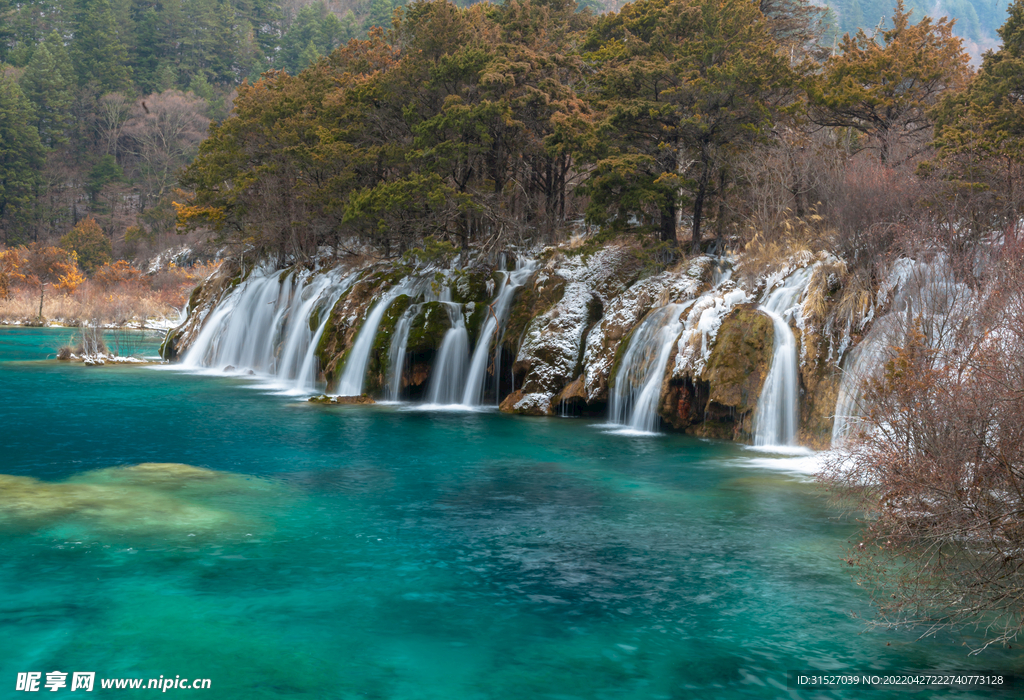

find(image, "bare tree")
[96,92,133,159]
[122,90,210,205]
[822,247,1024,650]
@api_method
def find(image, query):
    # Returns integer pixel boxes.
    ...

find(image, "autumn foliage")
[0,244,217,324]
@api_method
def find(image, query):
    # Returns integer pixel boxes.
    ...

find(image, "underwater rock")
[0,463,271,539]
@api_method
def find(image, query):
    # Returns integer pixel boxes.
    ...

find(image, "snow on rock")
[509,246,643,413]
[672,284,751,380]
[582,260,710,403]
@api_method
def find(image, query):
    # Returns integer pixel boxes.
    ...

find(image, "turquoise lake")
[0,327,1020,698]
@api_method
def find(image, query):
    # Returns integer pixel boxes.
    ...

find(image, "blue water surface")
[0,328,1020,698]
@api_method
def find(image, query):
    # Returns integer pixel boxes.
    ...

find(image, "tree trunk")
[39,286,44,319]
[660,199,677,243]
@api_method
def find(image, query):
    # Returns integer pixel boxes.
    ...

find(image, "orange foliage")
[94,260,144,289]
[0,248,26,299]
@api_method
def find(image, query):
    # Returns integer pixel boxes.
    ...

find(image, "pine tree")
[583,0,793,249]
[19,32,75,147]
[0,75,45,245]
[72,0,133,92]
[367,0,395,31]
[807,0,970,163]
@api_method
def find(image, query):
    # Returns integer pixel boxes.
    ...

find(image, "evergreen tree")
[807,0,970,163]
[367,0,395,30]
[583,0,794,248]
[19,32,75,147]
[72,0,133,92]
[0,75,45,245]
[929,0,1024,237]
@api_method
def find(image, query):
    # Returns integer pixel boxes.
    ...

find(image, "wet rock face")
[502,245,645,415]
[315,268,395,391]
[796,327,840,450]
[399,301,452,400]
[659,304,774,442]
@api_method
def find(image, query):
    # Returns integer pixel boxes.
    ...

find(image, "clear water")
[1,328,1020,698]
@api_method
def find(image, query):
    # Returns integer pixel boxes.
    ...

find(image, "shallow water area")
[1,328,1021,698]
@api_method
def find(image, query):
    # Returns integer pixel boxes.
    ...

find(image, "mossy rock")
[159,327,180,361]
[501,271,565,361]
[450,269,491,304]
[796,326,840,450]
[365,295,413,395]
[406,301,452,354]
[308,394,375,405]
[315,270,394,390]
[656,304,773,443]
[702,304,774,415]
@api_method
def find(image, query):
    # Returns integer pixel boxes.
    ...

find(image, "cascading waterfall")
[753,267,814,447]
[384,303,422,402]
[336,283,413,396]
[424,292,469,405]
[181,267,355,392]
[461,259,537,406]
[831,257,971,446]
[608,304,685,433]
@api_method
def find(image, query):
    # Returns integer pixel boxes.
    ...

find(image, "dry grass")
[0,261,219,326]
[737,213,834,288]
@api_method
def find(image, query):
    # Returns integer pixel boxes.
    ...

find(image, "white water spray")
[753,267,813,447]
[608,304,685,433]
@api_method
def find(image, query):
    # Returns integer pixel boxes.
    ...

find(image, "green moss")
[502,273,563,358]
[407,301,452,354]
[186,284,203,316]
[450,270,491,305]
[703,305,774,414]
[314,290,351,378]
[365,295,412,394]
[159,328,179,361]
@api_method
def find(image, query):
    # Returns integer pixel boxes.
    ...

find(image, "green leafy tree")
[807,0,970,163]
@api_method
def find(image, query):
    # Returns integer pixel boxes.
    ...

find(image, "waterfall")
[461,259,537,406]
[385,304,421,401]
[608,304,685,433]
[335,284,411,397]
[831,257,972,446]
[180,268,355,392]
[753,267,814,447]
[424,296,469,405]
[179,267,355,392]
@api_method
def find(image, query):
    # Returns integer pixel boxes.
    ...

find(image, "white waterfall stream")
[608,304,686,433]
[460,259,537,406]
[424,292,469,405]
[753,267,814,447]
[335,283,414,396]
[384,304,421,402]
[181,267,354,392]
[830,257,971,446]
